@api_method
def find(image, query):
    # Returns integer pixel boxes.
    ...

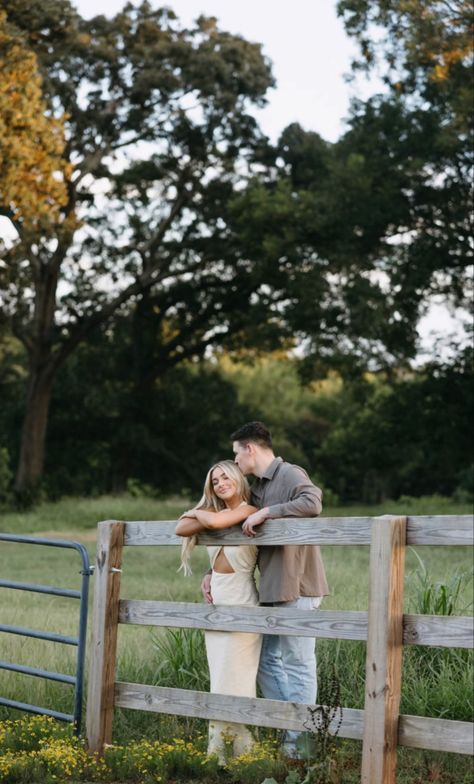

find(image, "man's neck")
[253,450,276,478]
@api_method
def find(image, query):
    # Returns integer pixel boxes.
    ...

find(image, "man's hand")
[242,507,270,537]
[201,572,213,604]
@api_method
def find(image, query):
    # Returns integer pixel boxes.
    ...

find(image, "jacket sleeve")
[267,466,323,518]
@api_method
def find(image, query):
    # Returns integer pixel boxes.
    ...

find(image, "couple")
[175,421,328,764]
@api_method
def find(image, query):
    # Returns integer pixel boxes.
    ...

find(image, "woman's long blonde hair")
[179,460,250,575]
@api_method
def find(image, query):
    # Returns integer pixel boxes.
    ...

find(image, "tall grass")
[402,549,473,722]
[1,491,472,535]
[0,494,472,737]
[408,547,472,615]
[0,494,190,535]
[149,628,209,692]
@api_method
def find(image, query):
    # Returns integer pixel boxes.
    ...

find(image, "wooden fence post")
[86,520,124,754]
[361,515,407,784]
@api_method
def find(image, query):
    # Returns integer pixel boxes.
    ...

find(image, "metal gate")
[0,533,92,734]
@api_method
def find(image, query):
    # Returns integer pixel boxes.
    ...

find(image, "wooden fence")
[86,515,474,783]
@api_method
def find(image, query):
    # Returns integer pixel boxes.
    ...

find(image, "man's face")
[232,440,254,476]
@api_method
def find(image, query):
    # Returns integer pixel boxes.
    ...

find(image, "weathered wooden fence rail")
[86,515,474,783]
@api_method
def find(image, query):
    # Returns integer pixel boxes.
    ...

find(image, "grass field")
[0,493,472,781]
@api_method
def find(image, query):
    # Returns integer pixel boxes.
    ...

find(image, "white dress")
[205,543,262,761]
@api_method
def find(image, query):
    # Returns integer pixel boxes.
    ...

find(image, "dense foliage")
[0,0,472,504]
[0,11,70,228]
[0,340,472,502]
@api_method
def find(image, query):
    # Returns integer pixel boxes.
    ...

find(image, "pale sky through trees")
[2,0,465,355]
[74,0,379,144]
[71,0,470,356]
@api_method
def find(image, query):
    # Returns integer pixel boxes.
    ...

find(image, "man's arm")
[243,469,322,536]
[266,481,322,519]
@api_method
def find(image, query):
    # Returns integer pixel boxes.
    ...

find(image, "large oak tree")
[1,0,276,497]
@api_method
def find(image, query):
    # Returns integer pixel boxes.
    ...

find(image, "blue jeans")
[257,596,321,754]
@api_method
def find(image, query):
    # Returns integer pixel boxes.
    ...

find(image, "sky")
[74,0,380,144]
[71,0,468,354]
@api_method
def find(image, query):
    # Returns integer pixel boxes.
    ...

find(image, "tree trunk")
[14,361,55,499]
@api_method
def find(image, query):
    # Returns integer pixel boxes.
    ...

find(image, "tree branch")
[48,191,194,374]
[141,171,196,259]
[11,322,34,356]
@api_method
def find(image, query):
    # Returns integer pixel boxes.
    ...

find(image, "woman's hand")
[179,509,198,520]
[176,507,216,536]
[176,511,203,537]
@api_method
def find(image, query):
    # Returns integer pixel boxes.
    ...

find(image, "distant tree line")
[0,339,472,504]
[0,0,472,504]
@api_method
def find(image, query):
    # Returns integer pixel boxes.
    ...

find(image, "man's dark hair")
[231,421,273,449]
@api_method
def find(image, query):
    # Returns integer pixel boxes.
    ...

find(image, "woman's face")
[211,466,238,503]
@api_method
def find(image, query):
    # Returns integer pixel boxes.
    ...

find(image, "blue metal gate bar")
[0,697,73,723]
[0,661,76,685]
[0,533,91,734]
[0,580,81,599]
[0,624,79,645]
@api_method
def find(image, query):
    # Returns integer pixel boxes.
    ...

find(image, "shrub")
[225,740,285,783]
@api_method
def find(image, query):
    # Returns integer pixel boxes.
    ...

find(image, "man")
[201,420,328,758]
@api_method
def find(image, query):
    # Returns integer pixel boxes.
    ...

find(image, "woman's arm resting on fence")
[195,504,257,529]
[175,515,206,537]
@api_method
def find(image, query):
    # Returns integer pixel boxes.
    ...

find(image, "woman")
[175,460,261,764]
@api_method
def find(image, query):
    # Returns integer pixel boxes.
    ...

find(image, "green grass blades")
[0,493,472,783]
[149,627,209,692]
